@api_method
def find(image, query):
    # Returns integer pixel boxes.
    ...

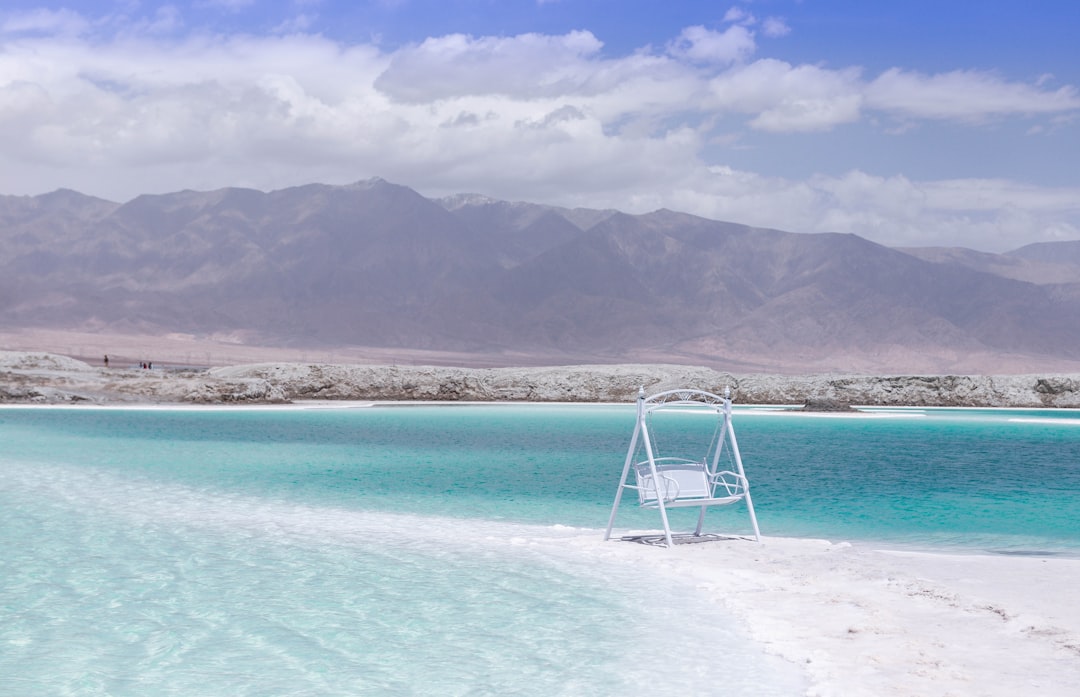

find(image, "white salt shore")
[561,533,1080,697]
[6,349,1080,407]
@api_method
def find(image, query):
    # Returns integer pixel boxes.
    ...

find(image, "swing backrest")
[633,458,713,504]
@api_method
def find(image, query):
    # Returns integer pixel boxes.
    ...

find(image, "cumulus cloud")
[196,0,256,10]
[867,68,1080,120]
[0,8,1077,252]
[761,17,790,38]
[661,169,1080,252]
[705,59,864,131]
[720,6,789,38]
[667,24,755,65]
[375,30,605,101]
[1,8,89,35]
[723,7,752,24]
[273,14,317,34]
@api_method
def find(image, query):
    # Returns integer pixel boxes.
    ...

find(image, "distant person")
[104,354,109,368]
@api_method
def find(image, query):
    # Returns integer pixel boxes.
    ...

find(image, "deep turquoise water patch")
[4,404,1078,550]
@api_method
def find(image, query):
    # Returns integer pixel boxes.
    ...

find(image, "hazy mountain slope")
[3,179,1080,370]
[437,194,613,269]
[1008,240,1080,266]
[900,246,1080,284]
[183,180,503,345]
[465,208,1080,361]
[438,194,616,232]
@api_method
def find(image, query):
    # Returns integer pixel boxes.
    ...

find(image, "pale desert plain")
[3,337,1080,695]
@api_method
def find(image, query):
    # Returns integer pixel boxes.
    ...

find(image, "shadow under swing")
[604,387,762,548]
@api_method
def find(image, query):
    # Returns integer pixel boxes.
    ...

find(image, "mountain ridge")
[3,179,1080,373]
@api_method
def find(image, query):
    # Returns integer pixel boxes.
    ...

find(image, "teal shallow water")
[3,403,1080,694]
[5,404,1077,550]
[2,404,809,696]
[5,458,793,696]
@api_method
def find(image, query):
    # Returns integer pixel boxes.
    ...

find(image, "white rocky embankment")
[3,351,1080,407]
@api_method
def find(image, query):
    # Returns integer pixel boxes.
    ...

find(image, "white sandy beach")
[565,534,1080,697]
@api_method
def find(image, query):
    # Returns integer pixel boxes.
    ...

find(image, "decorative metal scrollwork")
[643,388,728,407]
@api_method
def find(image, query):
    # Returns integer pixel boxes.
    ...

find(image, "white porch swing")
[604,387,761,547]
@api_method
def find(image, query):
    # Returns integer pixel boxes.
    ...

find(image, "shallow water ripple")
[1,458,799,696]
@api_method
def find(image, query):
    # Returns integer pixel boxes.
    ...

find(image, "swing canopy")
[604,387,761,547]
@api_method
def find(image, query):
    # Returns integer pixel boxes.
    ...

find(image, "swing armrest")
[626,475,680,496]
[707,470,748,497]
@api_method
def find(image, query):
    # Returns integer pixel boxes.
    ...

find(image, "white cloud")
[273,14,317,34]
[866,68,1080,120]
[375,30,605,101]
[723,7,753,25]
[0,14,1077,252]
[761,17,790,38]
[667,24,756,65]
[119,6,184,36]
[660,169,1080,252]
[706,59,863,131]
[195,0,256,10]
[1,8,90,35]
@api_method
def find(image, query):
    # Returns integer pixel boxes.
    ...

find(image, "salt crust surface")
[562,534,1080,697]
[4,351,1080,407]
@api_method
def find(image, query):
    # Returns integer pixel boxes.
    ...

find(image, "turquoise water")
[4,403,1080,695]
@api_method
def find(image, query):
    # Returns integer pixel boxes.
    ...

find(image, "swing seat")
[633,458,748,508]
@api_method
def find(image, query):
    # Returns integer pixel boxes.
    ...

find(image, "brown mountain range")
[3,178,1080,373]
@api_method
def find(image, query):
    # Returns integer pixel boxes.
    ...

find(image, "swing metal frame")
[604,387,762,547]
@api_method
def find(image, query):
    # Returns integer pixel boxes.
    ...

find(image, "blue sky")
[1,1,1078,251]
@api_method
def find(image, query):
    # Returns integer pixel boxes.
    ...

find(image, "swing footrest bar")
[620,532,751,546]
[641,495,744,508]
